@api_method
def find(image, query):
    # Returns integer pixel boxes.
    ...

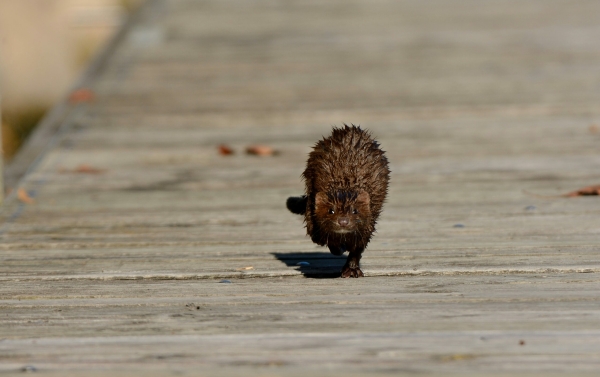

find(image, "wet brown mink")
[286,124,390,278]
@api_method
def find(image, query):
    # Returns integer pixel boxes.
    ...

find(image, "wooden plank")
[1,332,600,376]
[1,275,600,338]
[1,275,600,374]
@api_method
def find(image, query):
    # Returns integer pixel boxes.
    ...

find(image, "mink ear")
[314,192,327,209]
[356,191,370,206]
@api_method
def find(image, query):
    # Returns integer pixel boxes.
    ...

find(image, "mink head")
[314,190,371,234]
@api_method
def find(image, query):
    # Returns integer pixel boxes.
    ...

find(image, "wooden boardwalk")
[2,0,600,375]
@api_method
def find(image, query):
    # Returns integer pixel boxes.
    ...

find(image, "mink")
[286,124,390,278]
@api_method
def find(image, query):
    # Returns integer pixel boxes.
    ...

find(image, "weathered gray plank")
[1,275,600,339]
[2,332,600,376]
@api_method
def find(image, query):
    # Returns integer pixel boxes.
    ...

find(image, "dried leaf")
[17,188,35,204]
[74,164,105,174]
[236,266,254,271]
[69,88,95,104]
[524,186,600,198]
[563,185,600,197]
[218,144,234,155]
[246,145,277,156]
[60,165,105,174]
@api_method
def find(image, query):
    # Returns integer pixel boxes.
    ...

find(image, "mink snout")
[337,217,349,228]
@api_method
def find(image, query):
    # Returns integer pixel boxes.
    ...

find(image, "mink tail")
[286,196,307,215]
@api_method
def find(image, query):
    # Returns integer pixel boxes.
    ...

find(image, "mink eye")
[352,209,358,214]
[328,209,335,214]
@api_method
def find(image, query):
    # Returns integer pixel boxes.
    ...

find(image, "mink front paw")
[341,265,364,278]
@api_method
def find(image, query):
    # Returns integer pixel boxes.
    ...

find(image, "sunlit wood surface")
[2,0,600,375]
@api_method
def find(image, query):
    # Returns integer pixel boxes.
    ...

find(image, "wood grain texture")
[1,0,600,375]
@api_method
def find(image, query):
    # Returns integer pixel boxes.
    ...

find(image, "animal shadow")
[271,251,346,278]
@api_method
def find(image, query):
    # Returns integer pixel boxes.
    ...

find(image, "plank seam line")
[0,267,597,282]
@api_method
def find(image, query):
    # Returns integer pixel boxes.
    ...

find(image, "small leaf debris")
[563,185,600,197]
[589,124,599,134]
[74,164,105,174]
[60,165,106,174]
[218,144,234,155]
[69,88,95,104]
[246,145,278,156]
[17,188,35,204]
[524,186,600,198]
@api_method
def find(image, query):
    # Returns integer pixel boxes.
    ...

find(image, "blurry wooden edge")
[0,96,3,204]
[2,0,156,201]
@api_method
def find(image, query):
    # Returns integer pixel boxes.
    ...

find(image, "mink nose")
[338,217,350,227]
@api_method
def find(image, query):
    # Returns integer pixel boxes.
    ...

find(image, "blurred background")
[0,0,142,161]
